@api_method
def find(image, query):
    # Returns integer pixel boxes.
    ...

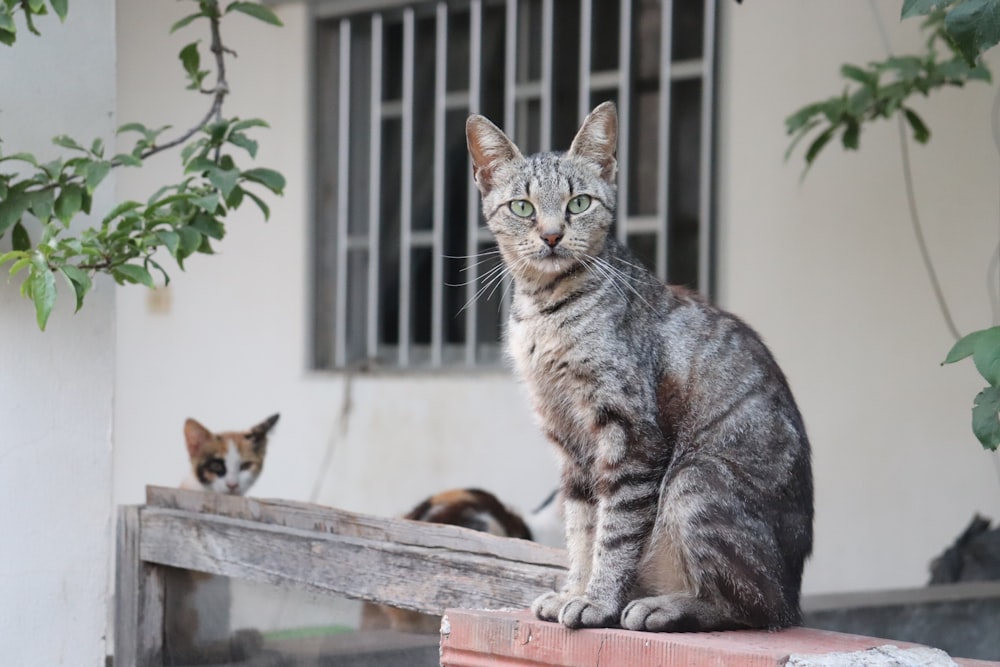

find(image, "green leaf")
[84,160,111,193]
[177,226,203,260]
[117,122,149,135]
[231,118,269,132]
[170,11,204,33]
[0,29,15,47]
[113,152,143,167]
[192,191,220,212]
[227,132,258,158]
[0,190,30,236]
[52,134,84,151]
[49,0,68,21]
[29,255,57,330]
[225,1,283,26]
[103,199,144,223]
[58,265,91,312]
[155,230,180,256]
[804,126,837,166]
[241,167,285,193]
[901,0,953,19]
[785,102,827,134]
[191,214,225,240]
[943,327,990,363]
[12,221,30,251]
[0,9,15,34]
[971,326,1000,385]
[9,256,31,277]
[971,385,1000,451]
[842,119,861,150]
[244,190,270,220]
[903,107,931,143]
[225,185,245,209]
[0,250,26,269]
[26,189,53,223]
[207,167,241,198]
[880,55,925,83]
[179,41,201,77]
[944,0,1000,65]
[54,184,84,225]
[113,263,155,288]
[0,151,38,166]
[841,63,878,88]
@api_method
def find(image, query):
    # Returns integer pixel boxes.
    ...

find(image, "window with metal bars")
[311,0,717,371]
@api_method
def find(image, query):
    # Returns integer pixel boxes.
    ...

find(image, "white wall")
[0,3,116,665]
[114,0,1000,608]
[718,1,1000,593]
[113,1,558,523]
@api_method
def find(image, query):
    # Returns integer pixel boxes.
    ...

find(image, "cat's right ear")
[184,418,212,458]
[466,114,522,195]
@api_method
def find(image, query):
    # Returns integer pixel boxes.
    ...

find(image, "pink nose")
[541,232,562,248]
[227,481,239,490]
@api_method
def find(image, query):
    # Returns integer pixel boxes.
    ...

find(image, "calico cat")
[466,102,813,632]
[166,413,279,664]
[180,413,279,495]
[360,488,533,634]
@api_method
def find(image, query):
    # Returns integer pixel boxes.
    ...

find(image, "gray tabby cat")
[465,102,813,632]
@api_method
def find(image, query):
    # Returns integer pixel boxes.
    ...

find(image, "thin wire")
[991,86,1000,326]
[868,0,962,341]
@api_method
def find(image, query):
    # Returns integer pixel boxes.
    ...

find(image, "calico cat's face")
[184,414,278,495]
[466,102,619,281]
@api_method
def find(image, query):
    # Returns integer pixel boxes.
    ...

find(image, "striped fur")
[466,102,813,632]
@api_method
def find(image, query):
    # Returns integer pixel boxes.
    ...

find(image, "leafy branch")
[785,2,992,173]
[783,0,1000,451]
[0,0,286,329]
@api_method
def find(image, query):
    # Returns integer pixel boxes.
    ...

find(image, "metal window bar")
[699,0,718,295]
[313,0,716,371]
[577,0,592,124]
[465,0,483,367]
[540,0,553,153]
[334,18,351,369]
[616,0,632,245]
[657,0,675,282]
[398,7,415,367]
[431,2,448,367]
[367,14,383,361]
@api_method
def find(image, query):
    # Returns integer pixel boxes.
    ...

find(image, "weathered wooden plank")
[115,506,165,667]
[145,485,567,568]
[138,507,565,615]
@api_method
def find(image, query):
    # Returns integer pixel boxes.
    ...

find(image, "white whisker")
[584,253,653,310]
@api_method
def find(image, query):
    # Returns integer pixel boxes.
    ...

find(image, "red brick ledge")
[439,608,999,667]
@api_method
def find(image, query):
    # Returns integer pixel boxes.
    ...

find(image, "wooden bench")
[114,487,999,666]
[114,486,566,666]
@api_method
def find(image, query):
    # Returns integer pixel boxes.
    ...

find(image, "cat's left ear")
[184,418,212,458]
[466,114,523,195]
[248,413,279,451]
[568,101,618,184]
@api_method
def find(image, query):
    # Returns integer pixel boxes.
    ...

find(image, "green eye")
[567,194,592,214]
[509,200,535,218]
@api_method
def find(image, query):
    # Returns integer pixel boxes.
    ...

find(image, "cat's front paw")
[557,596,619,629]
[531,591,573,622]
[621,595,687,632]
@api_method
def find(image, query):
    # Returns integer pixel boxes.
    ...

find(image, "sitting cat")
[165,413,279,664]
[466,102,813,632]
[929,514,1000,584]
[360,488,533,634]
